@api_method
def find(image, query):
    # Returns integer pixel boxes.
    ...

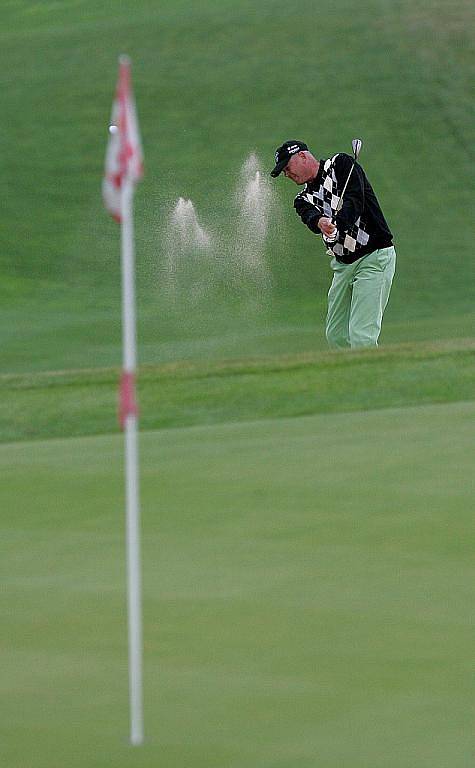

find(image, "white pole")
[120,177,144,746]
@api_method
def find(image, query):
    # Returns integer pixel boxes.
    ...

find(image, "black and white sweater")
[294,153,393,264]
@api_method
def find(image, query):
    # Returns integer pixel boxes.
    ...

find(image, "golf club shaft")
[324,140,362,244]
[335,163,356,214]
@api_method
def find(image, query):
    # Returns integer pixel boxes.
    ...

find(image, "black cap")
[270,140,308,177]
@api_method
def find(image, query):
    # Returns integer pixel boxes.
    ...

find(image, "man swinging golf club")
[271,139,396,349]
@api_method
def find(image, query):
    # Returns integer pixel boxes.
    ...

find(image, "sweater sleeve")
[293,195,322,235]
[333,153,365,232]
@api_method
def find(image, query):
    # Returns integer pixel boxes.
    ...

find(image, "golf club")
[336,138,362,214]
[323,138,363,244]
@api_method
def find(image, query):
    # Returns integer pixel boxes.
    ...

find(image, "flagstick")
[120,177,144,746]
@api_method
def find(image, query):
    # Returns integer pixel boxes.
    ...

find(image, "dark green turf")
[0,0,474,374]
[0,339,474,443]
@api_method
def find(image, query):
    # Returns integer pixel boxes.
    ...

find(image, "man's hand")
[318,217,337,236]
[319,216,339,244]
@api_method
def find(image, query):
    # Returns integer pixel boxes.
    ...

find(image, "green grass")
[1,338,474,443]
[0,0,474,373]
[1,3,474,765]
[2,401,474,767]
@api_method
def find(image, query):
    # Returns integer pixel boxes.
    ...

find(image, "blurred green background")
[1,0,473,373]
[1,2,474,767]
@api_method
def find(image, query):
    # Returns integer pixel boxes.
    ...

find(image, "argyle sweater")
[294,153,393,263]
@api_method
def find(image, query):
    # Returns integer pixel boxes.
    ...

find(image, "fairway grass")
[2,401,474,768]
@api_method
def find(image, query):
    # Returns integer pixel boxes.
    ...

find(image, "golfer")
[271,140,396,349]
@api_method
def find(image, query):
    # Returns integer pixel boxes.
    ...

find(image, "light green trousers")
[326,246,396,349]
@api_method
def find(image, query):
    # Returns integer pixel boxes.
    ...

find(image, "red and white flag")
[103,56,144,222]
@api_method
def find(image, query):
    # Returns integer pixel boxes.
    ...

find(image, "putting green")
[2,400,473,767]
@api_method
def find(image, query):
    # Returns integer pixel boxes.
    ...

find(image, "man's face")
[283,151,314,184]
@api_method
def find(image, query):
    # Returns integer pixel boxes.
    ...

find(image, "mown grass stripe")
[0,340,473,445]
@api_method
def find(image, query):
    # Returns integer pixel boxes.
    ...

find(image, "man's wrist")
[323,229,339,244]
